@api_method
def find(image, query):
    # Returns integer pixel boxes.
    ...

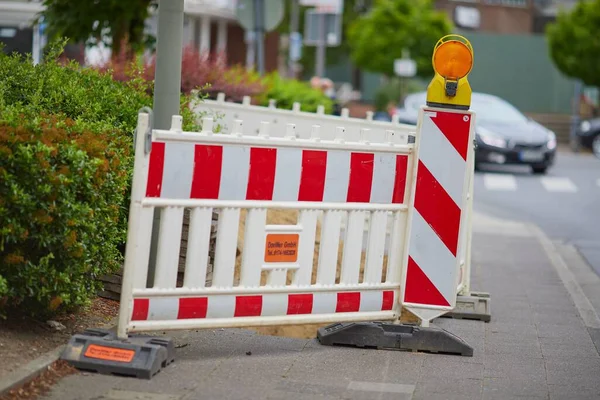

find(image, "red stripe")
[145,142,165,197]
[414,160,461,256]
[287,294,313,315]
[391,155,409,204]
[234,295,263,317]
[190,145,223,199]
[404,256,450,306]
[246,147,277,200]
[298,150,327,201]
[429,111,470,161]
[382,291,394,311]
[336,292,361,313]
[346,153,374,202]
[177,297,208,319]
[131,299,149,321]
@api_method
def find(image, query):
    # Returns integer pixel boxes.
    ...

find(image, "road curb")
[0,345,64,396]
[528,223,600,330]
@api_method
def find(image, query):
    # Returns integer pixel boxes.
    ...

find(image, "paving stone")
[483,377,549,398]
[483,358,546,382]
[540,342,600,359]
[485,341,543,359]
[415,376,482,396]
[420,357,484,379]
[545,358,600,386]
[548,384,600,400]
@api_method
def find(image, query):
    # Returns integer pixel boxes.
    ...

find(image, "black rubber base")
[60,328,175,379]
[317,322,473,357]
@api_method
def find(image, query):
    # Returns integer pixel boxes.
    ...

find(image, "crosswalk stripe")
[483,174,517,191]
[540,177,578,193]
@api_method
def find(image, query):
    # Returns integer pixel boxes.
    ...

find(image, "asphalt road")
[473,150,600,276]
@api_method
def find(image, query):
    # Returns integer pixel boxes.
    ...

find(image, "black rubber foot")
[317,322,473,357]
[60,328,175,379]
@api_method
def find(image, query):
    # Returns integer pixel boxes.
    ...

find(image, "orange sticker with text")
[264,234,299,263]
[84,344,135,363]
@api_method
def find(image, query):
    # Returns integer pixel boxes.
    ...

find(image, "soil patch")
[0,361,78,400]
[0,297,119,379]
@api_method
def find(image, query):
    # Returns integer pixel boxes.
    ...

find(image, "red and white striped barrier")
[402,108,475,324]
[116,104,474,338]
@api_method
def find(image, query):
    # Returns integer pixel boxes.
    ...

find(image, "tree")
[346,0,452,78]
[41,0,157,60]
[546,0,600,88]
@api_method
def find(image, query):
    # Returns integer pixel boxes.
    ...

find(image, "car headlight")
[546,132,557,150]
[580,120,591,133]
[478,132,507,148]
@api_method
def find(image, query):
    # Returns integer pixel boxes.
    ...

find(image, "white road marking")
[483,173,517,191]
[347,381,415,394]
[540,177,578,193]
[596,178,600,188]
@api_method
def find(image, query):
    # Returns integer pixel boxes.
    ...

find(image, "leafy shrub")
[373,77,426,111]
[0,112,130,316]
[97,45,266,100]
[257,72,334,114]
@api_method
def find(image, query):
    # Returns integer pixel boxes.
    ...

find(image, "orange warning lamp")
[426,34,474,110]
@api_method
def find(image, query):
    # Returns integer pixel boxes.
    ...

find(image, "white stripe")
[370,153,396,203]
[160,142,194,199]
[359,291,383,312]
[219,145,250,200]
[312,292,337,314]
[261,294,288,316]
[596,178,600,188]
[541,177,578,193]
[483,173,517,191]
[408,210,458,306]
[322,150,350,202]
[272,148,302,201]
[147,297,178,321]
[206,295,235,318]
[419,115,467,205]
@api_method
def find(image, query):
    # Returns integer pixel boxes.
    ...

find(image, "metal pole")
[570,80,582,153]
[254,0,265,75]
[147,0,185,287]
[288,0,299,78]
[315,12,326,77]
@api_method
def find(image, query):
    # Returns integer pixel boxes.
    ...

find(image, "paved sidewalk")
[41,212,600,400]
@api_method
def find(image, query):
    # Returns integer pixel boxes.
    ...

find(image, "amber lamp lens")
[433,41,472,79]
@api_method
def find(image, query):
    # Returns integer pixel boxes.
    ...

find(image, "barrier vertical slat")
[154,206,185,288]
[317,210,343,285]
[294,210,319,285]
[363,211,388,283]
[213,208,240,287]
[240,208,267,287]
[340,211,366,284]
[386,211,407,283]
[117,113,151,339]
[183,207,213,288]
[267,269,287,286]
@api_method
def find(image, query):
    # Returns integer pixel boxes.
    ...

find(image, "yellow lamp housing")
[426,34,474,110]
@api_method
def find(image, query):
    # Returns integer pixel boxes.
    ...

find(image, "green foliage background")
[546,0,600,88]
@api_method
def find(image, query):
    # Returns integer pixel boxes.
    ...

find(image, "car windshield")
[404,93,528,124]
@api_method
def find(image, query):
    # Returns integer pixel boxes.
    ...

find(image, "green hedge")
[257,72,334,114]
[0,43,199,317]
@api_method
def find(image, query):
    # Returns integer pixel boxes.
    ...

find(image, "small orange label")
[84,344,135,363]
[264,234,299,263]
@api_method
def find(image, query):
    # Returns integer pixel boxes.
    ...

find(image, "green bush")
[0,113,130,316]
[0,41,204,317]
[373,77,426,112]
[257,72,334,114]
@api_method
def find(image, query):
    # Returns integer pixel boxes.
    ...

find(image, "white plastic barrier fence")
[193,93,416,145]
[117,105,475,338]
[117,113,417,338]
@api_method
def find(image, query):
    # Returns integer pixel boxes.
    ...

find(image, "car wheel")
[593,134,600,159]
[531,165,548,174]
